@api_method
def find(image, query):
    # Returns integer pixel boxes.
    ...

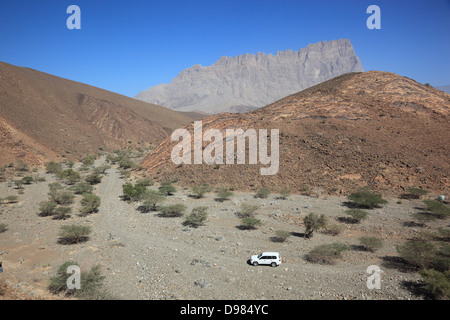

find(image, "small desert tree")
[303,213,327,238]
[183,206,208,228]
[122,183,147,201]
[52,207,72,220]
[80,193,101,214]
[396,240,436,270]
[254,188,270,199]
[239,217,263,230]
[158,204,187,217]
[38,200,57,217]
[190,184,211,199]
[305,243,349,264]
[58,225,91,244]
[158,182,176,196]
[215,187,233,202]
[347,187,387,209]
[45,161,63,174]
[359,236,384,252]
[419,269,450,300]
[345,209,369,223]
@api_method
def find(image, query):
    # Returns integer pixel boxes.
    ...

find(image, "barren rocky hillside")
[0,62,195,166]
[142,71,450,197]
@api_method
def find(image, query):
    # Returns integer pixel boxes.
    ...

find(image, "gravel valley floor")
[1,160,445,300]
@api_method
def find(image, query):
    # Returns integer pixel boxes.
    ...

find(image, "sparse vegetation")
[271,230,291,242]
[215,187,233,202]
[58,225,91,244]
[122,182,147,201]
[158,181,176,196]
[322,223,344,236]
[135,178,154,187]
[303,213,327,238]
[80,193,101,214]
[158,204,187,217]
[419,269,450,300]
[347,187,387,209]
[52,206,72,220]
[140,190,166,212]
[0,223,8,233]
[344,209,369,223]
[277,190,290,200]
[71,182,94,194]
[38,200,58,217]
[359,236,383,252]
[48,261,107,299]
[422,200,450,219]
[49,189,75,205]
[183,206,208,228]
[254,188,270,199]
[305,243,349,264]
[57,169,80,185]
[403,187,429,199]
[239,217,263,230]
[190,184,211,199]
[81,155,96,166]
[85,173,102,185]
[237,203,260,218]
[396,240,436,270]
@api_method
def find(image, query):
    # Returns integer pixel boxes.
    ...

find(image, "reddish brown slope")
[0,61,195,165]
[141,71,450,196]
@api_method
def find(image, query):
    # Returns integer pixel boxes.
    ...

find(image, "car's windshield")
[257,253,262,259]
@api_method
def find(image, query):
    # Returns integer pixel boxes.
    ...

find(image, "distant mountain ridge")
[135,39,364,114]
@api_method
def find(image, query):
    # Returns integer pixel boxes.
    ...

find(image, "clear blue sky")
[1,0,449,97]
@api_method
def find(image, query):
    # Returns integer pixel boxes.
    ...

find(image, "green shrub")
[58,225,91,244]
[135,178,154,187]
[359,236,384,252]
[85,173,102,185]
[322,224,344,236]
[80,193,101,214]
[158,182,176,196]
[122,183,147,201]
[92,165,110,175]
[215,188,233,202]
[396,240,436,269]
[119,158,135,169]
[57,169,80,185]
[21,176,34,185]
[50,189,75,205]
[237,203,260,218]
[0,223,8,233]
[48,182,64,193]
[48,261,107,299]
[271,230,291,242]
[71,182,94,195]
[190,184,211,199]
[3,195,19,204]
[52,207,72,220]
[347,187,387,209]
[305,243,349,264]
[183,207,208,228]
[254,188,270,199]
[419,269,450,300]
[14,179,24,189]
[81,155,96,166]
[15,160,29,172]
[158,204,187,217]
[404,188,429,199]
[38,200,58,217]
[345,209,369,223]
[239,217,263,230]
[423,200,450,219]
[303,213,327,238]
[278,190,290,200]
[140,190,166,212]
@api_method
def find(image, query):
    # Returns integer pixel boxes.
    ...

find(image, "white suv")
[250,252,281,267]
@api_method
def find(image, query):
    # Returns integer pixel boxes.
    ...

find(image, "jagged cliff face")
[135,39,364,114]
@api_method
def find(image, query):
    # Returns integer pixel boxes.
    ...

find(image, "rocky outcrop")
[135,39,363,113]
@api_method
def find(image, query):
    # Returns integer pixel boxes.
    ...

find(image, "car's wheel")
[271,262,277,267]
[253,261,258,266]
